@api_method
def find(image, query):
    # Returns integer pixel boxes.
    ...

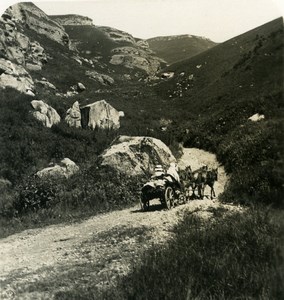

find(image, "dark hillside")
[20,26,105,92]
[65,25,132,59]
[154,17,283,205]
[63,24,163,78]
[147,34,217,64]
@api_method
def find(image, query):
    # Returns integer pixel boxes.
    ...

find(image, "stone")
[0,59,34,94]
[6,46,25,64]
[80,100,120,130]
[65,101,81,128]
[248,113,265,122]
[26,90,35,97]
[35,79,56,90]
[36,158,79,179]
[16,32,30,50]
[161,72,174,79]
[77,82,86,92]
[100,136,176,176]
[30,100,61,128]
[85,70,114,85]
[26,63,42,71]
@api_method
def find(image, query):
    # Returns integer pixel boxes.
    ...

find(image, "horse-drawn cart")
[140,175,183,211]
[140,166,218,211]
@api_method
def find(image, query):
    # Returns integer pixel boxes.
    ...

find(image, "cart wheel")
[164,186,174,209]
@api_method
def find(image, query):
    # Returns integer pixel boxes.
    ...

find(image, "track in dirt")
[0,148,233,299]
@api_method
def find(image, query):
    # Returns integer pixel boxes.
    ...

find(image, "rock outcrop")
[80,100,120,130]
[36,158,79,179]
[99,26,136,44]
[4,3,69,46]
[50,14,93,26]
[109,43,163,76]
[100,136,176,176]
[0,11,48,70]
[85,70,114,85]
[35,78,56,90]
[65,101,81,128]
[110,53,161,75]
[0,59,34,94]
[30,100,60,128]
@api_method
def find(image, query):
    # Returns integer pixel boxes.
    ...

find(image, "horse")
[179,166,205,200]
[179,166,218,200]
[205,168,218,199]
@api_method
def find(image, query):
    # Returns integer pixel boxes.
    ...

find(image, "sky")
[0,0,283,42]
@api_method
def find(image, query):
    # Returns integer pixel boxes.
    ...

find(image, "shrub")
[15,176,59,213]
[218,119,284,206]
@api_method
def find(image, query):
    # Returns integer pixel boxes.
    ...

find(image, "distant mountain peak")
[147,34,214,43]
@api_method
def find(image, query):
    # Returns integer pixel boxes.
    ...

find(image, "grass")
[101,207,284,300]
[147,34,217,64]
[5,207,282,300]
[0,165,144,238]
[154,17,284,206]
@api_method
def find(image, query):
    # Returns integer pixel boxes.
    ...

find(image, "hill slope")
[147,34,217,64]
[154,17,283,204]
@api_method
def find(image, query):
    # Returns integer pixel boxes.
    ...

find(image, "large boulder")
[100,136,176,176]
[80,100,120,130]
[36,158,79,179]
[65,101,81,128]
[0,59,34,94]
[30,100,60,128]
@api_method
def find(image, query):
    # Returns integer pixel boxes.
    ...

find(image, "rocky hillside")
[0,1,282,208]
[0,2,165,99]
[63,24,165,78]
[3,2,69,46]
[147,34,217,64]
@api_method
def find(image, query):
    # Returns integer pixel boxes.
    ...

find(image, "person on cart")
[166,162,182,189]
[151,164,165,180]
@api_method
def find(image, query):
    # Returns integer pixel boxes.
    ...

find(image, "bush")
[0,164,145,238]
[218,119,284,206]
[15,176,59,213]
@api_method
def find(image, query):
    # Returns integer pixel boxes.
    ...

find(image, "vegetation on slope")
[0,17,283,238]
[147,34,217,64]
[155,17,284,206]
[105,208,283,300]
[0,9,283,299]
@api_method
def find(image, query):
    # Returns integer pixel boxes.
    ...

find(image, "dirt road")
[0,148,234,299]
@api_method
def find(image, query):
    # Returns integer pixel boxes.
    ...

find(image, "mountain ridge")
[50,14,93,26]
[147,34,217,64]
